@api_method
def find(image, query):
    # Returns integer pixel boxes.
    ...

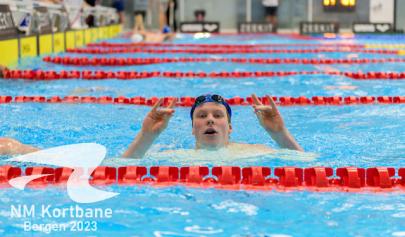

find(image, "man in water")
[131,0,175,43]
[131,30,175,43]
[123,94,302,158]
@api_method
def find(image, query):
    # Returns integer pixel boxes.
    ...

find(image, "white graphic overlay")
[6,143,119,203]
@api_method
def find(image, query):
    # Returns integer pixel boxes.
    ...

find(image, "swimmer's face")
[192,102,232,149]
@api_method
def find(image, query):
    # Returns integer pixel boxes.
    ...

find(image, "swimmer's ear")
[228,123,232,133]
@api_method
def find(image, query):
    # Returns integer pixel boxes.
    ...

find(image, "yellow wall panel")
[75,30,84,47]
[66,31,75,49]
[84,29,92,44]
[113,24,122,36]
[39,34,53,55]
[107,26,113,38]
[53,32,65,53]
[109,25,115,37]
[0,39,19,66]
[96,27,102,39]
[101,27,108,39]
[108,25,114,38]
[98,27,104,39]
[20,36,38,58]
[91,28,99,42]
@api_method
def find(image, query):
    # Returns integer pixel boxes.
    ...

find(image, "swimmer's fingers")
[251,94,262,106]
[266,95,279,114]
[158,97,177,116]
[167,97,177,109]
[151,98,164,111]
[253,105,272,114]
[162,109,175,116]
[253,105,279,119]
[153,108,174,117]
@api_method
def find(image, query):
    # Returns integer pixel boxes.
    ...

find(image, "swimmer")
[0,137,39,156]
[123,94,303,159]
[131,13,175,43]
[131,30,175,43]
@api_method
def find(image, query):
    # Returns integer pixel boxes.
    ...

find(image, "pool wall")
[0,24,122,67]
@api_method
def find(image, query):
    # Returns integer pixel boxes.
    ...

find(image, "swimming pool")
[0,33,404,236]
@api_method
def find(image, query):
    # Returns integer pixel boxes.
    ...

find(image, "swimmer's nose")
[206,117,214,125]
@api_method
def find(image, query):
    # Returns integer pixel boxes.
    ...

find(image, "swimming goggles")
[190,94,232,120]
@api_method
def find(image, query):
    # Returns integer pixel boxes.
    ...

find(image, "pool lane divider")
[43,56,405,66]
[88,42,367,48]
[0,166,404,192]
[66,47,398,55]
[3,69,405,80]
[0,95,404,106]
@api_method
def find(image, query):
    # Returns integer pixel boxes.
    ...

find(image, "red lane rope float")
[0,95,404,106]
[43,56,405,66]
[3,69,405,80]
[87,42,366,49]
[66,47,398,55]
[1,166,404,192]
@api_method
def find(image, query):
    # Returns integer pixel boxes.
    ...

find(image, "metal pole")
[393,0,397,31]
[307,0,313,22]
[246,0,252,22]
[180,0,185,21]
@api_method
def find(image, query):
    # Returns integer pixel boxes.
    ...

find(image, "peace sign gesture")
[251,94,303,151]
[251,94,285,133]
[141,98,177,135]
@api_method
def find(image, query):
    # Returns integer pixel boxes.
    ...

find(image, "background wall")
[311,0,369,28]
[100,0,405,32]
[180,0,243,30]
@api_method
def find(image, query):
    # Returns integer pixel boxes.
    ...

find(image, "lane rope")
[3,69,405,80]
[43,56,405,66]
[88,42,367,48]
[1,166,404,192]
[1,95,404,106]
[66,48,399,55]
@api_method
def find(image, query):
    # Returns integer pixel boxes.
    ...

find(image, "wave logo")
[6,143,119,203]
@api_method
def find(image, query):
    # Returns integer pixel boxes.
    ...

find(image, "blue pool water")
[0,34,404,236]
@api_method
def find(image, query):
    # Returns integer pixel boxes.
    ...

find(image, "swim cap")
[162,25,171,34]
[190,94,232,121]
[131,33,144,43]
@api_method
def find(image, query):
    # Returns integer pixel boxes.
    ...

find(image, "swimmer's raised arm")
[122,98,177,158]
[251,94,303,151]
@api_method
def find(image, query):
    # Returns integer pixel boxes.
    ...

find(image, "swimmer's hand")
[251,94,303,151]
[123,98,177,159]
[141,97,177,136]
[251,94,284,133]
